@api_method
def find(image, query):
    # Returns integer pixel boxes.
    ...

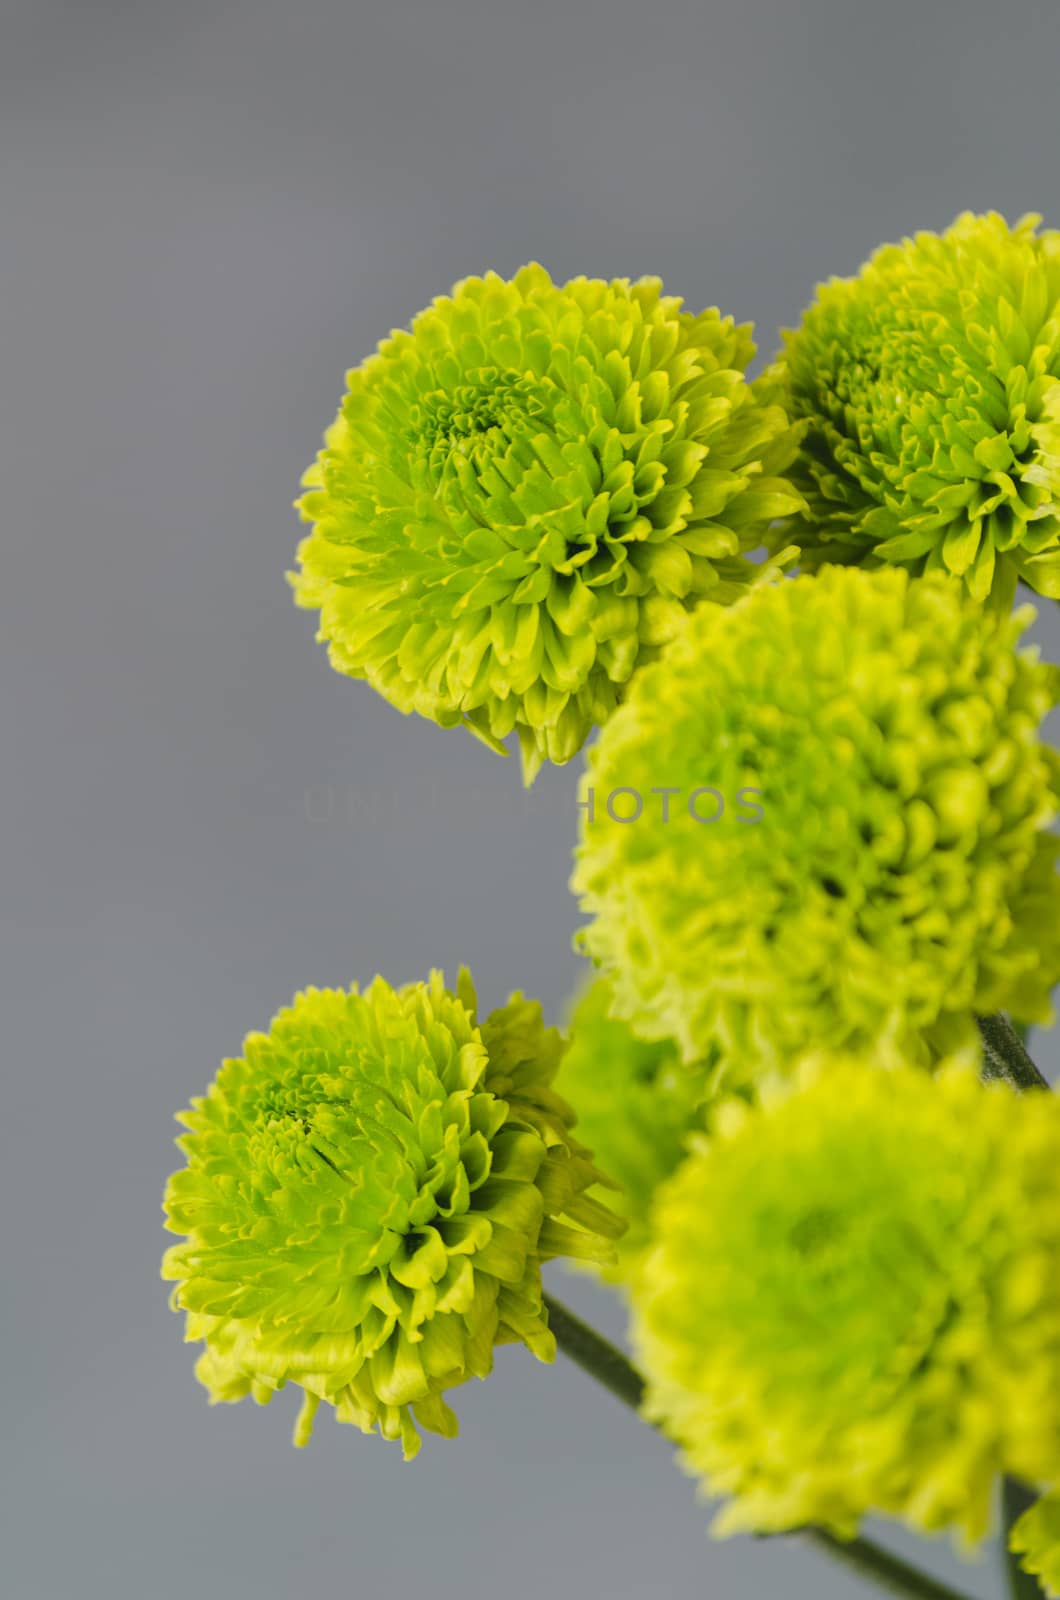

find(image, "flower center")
[409,368,545,482]
[256,1082,350,1140]
[789,1206,846,1259]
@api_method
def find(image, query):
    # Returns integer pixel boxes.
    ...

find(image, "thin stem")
[542,1292,977,1600]
[542,1291,645,1410]
[1002,1478,1045,1599]
[806,1530,980,1600]
[977,1015,1049,1093]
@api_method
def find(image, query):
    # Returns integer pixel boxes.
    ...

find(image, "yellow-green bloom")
[572,566,1060,1072]
[1011,1491,1060,1596]
[634,1059,1060,1542]
[292,265,802,782]
[555,976,718,1278]
[162,970,622,1458]
[771,212,1060,608]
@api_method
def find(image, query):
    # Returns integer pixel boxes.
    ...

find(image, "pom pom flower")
[772,211,1060,608]
[292,264,803,781]
[556,976,717,1278]
[1011,1492,1060,1596]
[572,566,1060,1072]
[162,970,622,1458]
[634,1059,1060,1542]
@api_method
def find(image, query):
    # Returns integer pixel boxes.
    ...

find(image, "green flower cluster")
[555,976,717,1278]
[292,265,802,781]
[771,212,1060,608]
[634,1059,1060,1541]
[162,970,622,1457]
[573,565,1060,1073]
[167,219,1060,1587]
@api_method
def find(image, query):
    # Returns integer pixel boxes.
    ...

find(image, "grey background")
[4,2,1060,1596]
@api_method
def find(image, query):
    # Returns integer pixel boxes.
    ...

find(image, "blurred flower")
[634,1059,1060,1541]
[555,976,718,1279]
[572,566,1060,1073]
[768,212,1060,608]
[1011,1491,1060,1596]
[162,970,622,1457]
[292,264,802,782]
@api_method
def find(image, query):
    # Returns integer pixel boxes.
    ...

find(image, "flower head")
[634,1059,1060,1541]
[771,212,1060,608]
[162,970,622,1457]
[572,566,1060,1072]
[1011,1492,1060,1596]
[556,976,717,1278]
[292,265,802,781]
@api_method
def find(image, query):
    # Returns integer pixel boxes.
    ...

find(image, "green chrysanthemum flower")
[771,211,1060,608]
[634,1059,1060,1542]
[292,264,803,781]
[572,566,1060,1072]
[162,970,622,1458]
[1011,1491,1060,1596]
[555,976,718,1279]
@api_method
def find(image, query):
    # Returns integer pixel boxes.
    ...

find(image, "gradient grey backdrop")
[5,3,1060,1596]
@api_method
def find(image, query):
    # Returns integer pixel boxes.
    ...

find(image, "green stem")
[977,1015,1049,1093]
[1003,1478,1046,1599]
[806,1530,982,1600]
[542,1292,977,1600]
[542,1291,646,1410]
